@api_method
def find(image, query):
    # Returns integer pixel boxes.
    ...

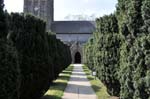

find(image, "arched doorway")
[74,52,81,64]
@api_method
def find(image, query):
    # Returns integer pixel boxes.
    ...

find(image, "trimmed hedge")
[0,0,7,38]
[0,1,19,98]
[0,3,71,99]
[84,14,121,96]
[0,40,20,99]
[117,0,150,98]
[84,0,150,98]
[119,35,150,99]
[9,13,52,99]
[47,35,72,80]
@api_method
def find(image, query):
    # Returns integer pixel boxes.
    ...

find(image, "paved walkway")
[62,64,97,99]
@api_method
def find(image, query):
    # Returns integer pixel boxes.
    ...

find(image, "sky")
[4,0,118,20]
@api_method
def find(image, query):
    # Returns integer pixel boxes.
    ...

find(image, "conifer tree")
[0,0,7,38]
[142,0,150,33]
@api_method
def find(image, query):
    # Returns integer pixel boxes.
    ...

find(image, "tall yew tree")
[84,14,121,96]
[84,0,150,98]
[0,0,7,38]
[142,0,150,33]
[0,2,72,98]
[0,0,20,99]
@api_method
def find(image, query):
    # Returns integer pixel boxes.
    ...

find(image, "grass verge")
[82,65,111,99]
[41,65,74,99]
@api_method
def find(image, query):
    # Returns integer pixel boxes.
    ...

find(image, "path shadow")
[92,85,101,92]
[59,67,73,80]
[41,95,60,99]
[50,81,67,90]
[88,77,94,81]
[58,75,70,81]
[41,79,68,99]
[41,66,74,99]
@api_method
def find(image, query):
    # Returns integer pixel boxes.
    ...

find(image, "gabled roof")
[51,21,96,34]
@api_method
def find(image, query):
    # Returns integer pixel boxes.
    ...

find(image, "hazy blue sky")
[4,0,117,20]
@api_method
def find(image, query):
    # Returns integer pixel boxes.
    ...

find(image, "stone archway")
[70,42,83,64]
[74,52,81,63]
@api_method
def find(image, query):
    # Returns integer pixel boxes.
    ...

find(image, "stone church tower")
[23,0,95,64]
[24,0,54,31]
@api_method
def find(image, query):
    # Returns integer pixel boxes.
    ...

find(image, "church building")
[24,0,96,63]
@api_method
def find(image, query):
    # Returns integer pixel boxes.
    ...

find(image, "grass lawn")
[82,65,119,99]
[41,65,74,99]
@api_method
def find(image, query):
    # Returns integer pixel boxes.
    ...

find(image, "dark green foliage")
[84,0,150,98]
[126,0,143,36]
[8,13,71,99]
[0,11,71,99]
[0,40,20,99]
[0,1,20,99]
[84,14,121,96]
[142,0,150,33]
[119,36,150,99]
[47,35,72,80]
[116,0,150,98]
[9,13,51,99]
[119,40,135,99]
[117,0,143,37]
[83,37,95,70]
[132,36,150,99]
[0,0,7,38]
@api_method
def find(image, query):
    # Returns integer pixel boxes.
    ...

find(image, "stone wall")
[70,42,83,63]
[56,33,92,63]
[24,0,94,63]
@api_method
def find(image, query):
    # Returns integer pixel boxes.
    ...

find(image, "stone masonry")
[23,0,95,63]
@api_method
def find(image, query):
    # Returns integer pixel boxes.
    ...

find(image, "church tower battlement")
[24,0,54,31]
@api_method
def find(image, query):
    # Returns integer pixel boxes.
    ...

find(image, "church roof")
[51,21,96,34]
